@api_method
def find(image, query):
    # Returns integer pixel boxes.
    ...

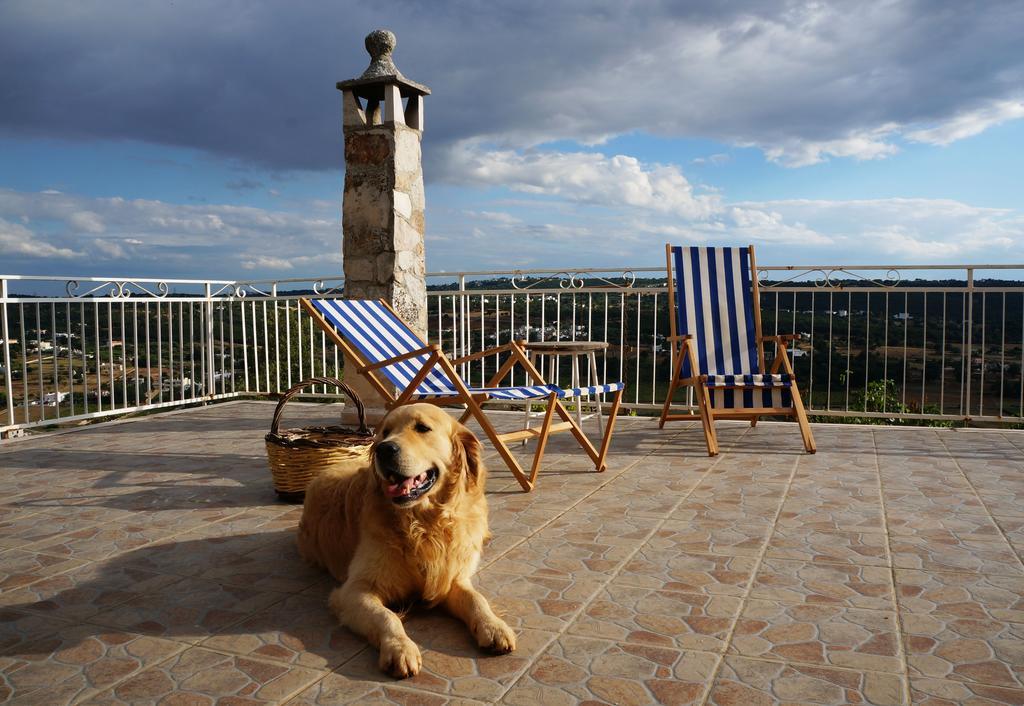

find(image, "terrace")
[1,397,1024,704]
[2,265,1024,704]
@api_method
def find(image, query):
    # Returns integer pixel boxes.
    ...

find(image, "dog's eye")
[414,422,431,434]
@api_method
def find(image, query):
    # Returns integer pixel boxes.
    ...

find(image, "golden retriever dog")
[296,403,516,678]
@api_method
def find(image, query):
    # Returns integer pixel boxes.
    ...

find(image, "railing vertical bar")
[178,301,185,400]
[51,303,59,418]
[774,290,779,339]
[167,300,175,403]
[826,291,833,410]
[452,290,462,381]
[1019,290,1024,419]
[274,296,281,394]
[133,301,140,407]
[940,293,947,416]
[196,299,204,401]
[540,291,546,345]
[22,303,31,422]
[66,301,75,418]
[496,292,503,382]
[845,292,852,412]
[619,291,625,390]
[297,301,304,383]
[600,292,608,387]
[634,291,641,405]
[216,301,224,394]
[509,293,516,386]
[120,301,128,408]
[228,302,236,394]
[38,303,47,419]
[284,300,292,389]
[240,299,249,393]
[587,292,594,386]
[0,280,13,427]
[107,301,117,408]
[319,319,327,390]
[479,294,485,388]
[651,292,658,404]
[808,291,815,408]
[882,292,889,413]
[433,295,442,365]
[459,275,468,373]
[978,291,986,417]
[524,293,531,386]
[203,287,212,400]
[144,301,152,403]
[557,288,565,383]
[864,293,870,412]
[155,301,162,404]
[999,291,1006,416]
[791,291,796,368]
[262,300,270,393]
[308,313,315,383]
[921,293,928,412]
[332,316,340,380]
[964,269,974,420]
[251,301,261,392]
[187,301,195,400]
[901,292,908,408]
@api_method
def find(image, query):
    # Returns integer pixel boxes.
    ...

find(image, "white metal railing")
[3,263,1023,437]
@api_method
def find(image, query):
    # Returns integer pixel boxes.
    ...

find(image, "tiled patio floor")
[1,401,1023,704]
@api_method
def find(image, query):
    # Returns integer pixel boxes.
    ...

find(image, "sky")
[1,0,1023,284]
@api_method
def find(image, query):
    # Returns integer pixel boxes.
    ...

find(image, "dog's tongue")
[386,473,423,498]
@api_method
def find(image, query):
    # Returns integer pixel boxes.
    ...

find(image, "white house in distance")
[42,391,69,406]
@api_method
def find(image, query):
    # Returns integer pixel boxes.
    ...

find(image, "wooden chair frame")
[300,298,624,491]
[657,245,816,456]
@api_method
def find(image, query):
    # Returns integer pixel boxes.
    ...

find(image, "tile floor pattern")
[0,401,1023,704]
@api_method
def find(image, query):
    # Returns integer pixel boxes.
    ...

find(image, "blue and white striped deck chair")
[658,245,816,455]
[300,298,626,491]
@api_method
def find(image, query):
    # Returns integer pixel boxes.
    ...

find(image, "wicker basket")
[264,377,374,502]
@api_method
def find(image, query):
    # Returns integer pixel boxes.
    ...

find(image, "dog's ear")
[455,424,484,488]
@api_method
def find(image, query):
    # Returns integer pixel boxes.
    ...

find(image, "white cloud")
[756,125,902,167]
[737,197,1024,261]
[905,99,1024,146]
[445,142,720,220]
[0,188,340,278]
[241,256,294,270]
[432,143,1024,269]
[0,217,80,260]
[68,210,106,234]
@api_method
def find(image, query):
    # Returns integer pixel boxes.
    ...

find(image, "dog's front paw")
[473,617,517,654]
[379,637,422,678]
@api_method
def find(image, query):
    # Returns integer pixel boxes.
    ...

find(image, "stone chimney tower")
[337,30,430,419]
[338,30,430,336]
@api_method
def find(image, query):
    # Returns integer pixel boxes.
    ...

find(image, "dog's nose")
[376,440,400,463]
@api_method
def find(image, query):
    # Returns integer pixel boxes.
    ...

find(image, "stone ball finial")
[359,29,402,80]
[365,29,396,59]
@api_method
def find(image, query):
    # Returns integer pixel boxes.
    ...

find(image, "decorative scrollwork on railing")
[66,280,169,298]
[509,270,637,290]
[757,268,902,289]
[312,279,345,296]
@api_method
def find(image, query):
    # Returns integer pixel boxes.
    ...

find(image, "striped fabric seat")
[671,246,761,381]
[704,374,792,388]
[706,382,793,410]
[414,382,625,401]
[660,244,816,456]
[308,299,623,402]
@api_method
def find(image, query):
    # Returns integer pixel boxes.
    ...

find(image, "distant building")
[42,391,69,406]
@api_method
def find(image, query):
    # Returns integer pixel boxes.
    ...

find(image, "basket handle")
[270,377,369,436]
